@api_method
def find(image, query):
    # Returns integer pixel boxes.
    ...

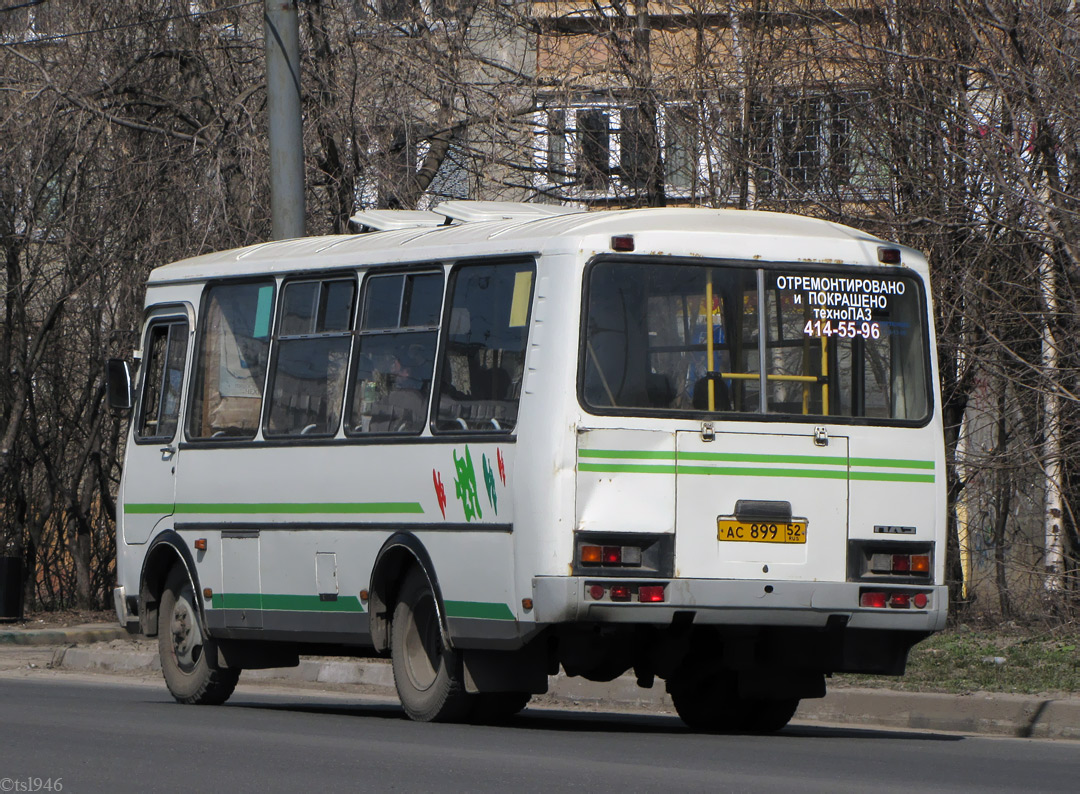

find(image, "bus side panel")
[173,442,519,645]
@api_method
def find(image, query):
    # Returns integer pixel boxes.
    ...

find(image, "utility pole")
[264,0,305,239]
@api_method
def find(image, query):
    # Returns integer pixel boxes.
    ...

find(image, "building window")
[664,106,700,193]
[546,110,567,183]
[781,98,823,190]
[620,105,655,189]
[577,109,611,191]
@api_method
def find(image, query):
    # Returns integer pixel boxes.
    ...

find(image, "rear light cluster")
[859,589,930,610]
[573,532,674,578]
[587,582,666,603]
[848,540,934,584]
[580,545,642,567]
[870,553,930,575]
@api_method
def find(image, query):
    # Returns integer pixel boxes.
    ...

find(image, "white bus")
[110,202,946,731]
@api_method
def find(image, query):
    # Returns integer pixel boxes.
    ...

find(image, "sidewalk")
[3,622,1078,740]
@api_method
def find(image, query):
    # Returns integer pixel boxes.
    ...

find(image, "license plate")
[717,519,807,544]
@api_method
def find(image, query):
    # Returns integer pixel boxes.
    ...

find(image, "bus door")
[122,308,191,545]
[674,429,848,583]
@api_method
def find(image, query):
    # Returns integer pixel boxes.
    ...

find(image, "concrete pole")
[264,0,305,239]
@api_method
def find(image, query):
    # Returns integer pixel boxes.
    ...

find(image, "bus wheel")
[470,691,531,724]
[390,568,473,722]
[158,566,239,705]
[669,677,741,733]
[739,697,800,733]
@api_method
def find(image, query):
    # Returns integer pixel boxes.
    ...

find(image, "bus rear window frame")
[577,254,935,429]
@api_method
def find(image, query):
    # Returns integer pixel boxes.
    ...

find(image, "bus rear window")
[581,260,929,423]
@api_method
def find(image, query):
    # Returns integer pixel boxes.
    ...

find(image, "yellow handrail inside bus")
[820,336,829,415]
[718,372,822,383]
[705,274,715,411]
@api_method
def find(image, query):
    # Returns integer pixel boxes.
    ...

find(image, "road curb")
[0,625,132,646]
[43,641,1080,740]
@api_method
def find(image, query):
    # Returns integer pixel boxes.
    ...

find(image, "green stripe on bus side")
[123,503,175,514]
[578,449,677,460]
[675,465,850,480]
[443,600,516,621]
[850,471,936,483]
[125,502,424,515]
[210,593,365,612]
[582,448,933,470]
[578,463,678,475]
[849,457,936,470]
[580,461,934,483]
[678,451,848,466]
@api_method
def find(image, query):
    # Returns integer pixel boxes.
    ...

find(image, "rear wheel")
[669,676,741,733]
[739,697,800,733]
[158,566,239,705]
[391,568,473,722]
[670,676,798,733]
[470,691,531,724]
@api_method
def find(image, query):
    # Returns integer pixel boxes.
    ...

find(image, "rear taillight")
[860,591,888,609]
[638,585,665,603]
[853,542,934,583]
[580,544,644,568]
[860,588,930,610]
[585,582,666,603]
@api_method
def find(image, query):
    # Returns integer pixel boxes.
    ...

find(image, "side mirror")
[106,358,133,411]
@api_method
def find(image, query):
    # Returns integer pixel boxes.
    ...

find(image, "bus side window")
[435,262,535,433]
[264,278,356,438]
[135,318,188,442]
[188,281,274,440]
[347,271,442,435]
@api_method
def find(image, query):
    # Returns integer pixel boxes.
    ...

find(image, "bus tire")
[470,691,531,724]
[390,568,473,722]
[670,682,741,733]
[158,566,239,705]
[739,697,800,733]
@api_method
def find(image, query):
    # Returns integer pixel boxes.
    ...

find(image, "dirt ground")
[2,609,116,629]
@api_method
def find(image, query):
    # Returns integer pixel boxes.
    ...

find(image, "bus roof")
[147,207,925,285]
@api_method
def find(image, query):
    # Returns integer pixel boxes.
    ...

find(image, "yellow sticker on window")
[509,270,533,328]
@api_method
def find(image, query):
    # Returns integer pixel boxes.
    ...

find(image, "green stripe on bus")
[850,471,936,483]
[210,593,365,612]
[678,451,848,466]
[443,600,516,621]
[849,457,936,470]
[579,449,677,460]
[578,463,678,475]
[124,502,425,515]
[580,461,934,483]
[582,449,933,470]
[675,465,850,480]
[124,503,174,514]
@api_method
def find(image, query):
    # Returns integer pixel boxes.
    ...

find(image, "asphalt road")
[0,676,1077,793]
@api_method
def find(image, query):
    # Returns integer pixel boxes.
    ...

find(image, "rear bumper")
[532,576,947,632]
[112,586,141,635]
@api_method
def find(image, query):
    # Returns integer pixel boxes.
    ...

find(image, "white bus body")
[113,204,946,730]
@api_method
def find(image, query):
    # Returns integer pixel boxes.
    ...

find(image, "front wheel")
[390,568,473,722]
[158,566,239,705]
